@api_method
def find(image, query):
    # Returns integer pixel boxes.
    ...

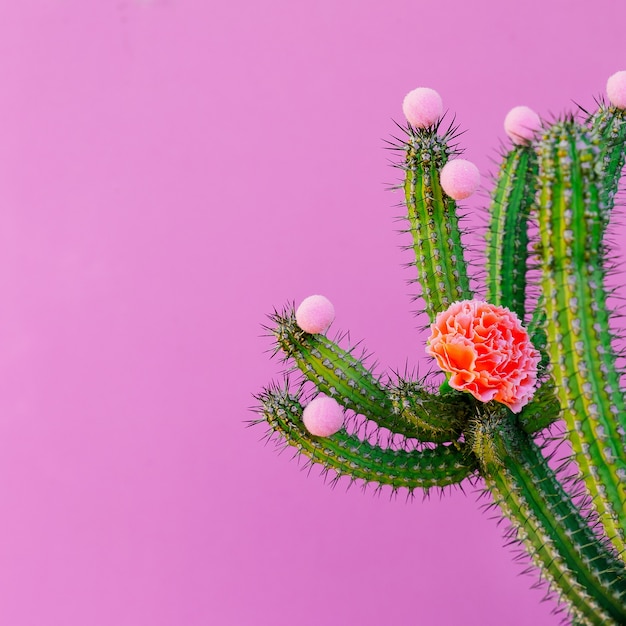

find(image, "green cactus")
[252,75,626,625]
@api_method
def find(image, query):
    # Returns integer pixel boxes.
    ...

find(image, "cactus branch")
[271,307,468,442]
[400,123,473,321]
[590,105,626,221]
[486,144,538,320]
[536,119,626,554]
[517,377,562,434]
[255,384,478,492]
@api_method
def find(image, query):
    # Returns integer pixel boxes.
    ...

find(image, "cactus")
[252,73,626,625]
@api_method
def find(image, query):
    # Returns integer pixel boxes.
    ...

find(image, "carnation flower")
[426,300,540,413]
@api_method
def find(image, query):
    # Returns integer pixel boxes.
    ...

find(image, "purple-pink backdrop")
[0,2,624,625]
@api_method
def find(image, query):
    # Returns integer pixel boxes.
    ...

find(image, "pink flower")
[426,300,540,413]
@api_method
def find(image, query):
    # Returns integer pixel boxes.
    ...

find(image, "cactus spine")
[253,77,626,624]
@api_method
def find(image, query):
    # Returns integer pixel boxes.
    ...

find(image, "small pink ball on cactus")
[439,159,480,200]
[295,295,335,334]
[302,395,344,437]
[607,70,626,109]
[402,87,443,128]
[504,106,541,145]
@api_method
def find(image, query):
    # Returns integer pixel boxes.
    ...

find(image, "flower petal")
[427,300,540,412]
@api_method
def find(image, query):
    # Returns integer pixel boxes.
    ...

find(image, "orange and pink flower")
[426,300,540,413]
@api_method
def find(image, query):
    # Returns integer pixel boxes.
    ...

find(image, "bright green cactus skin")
[253,98,626,624]
[486,145,537,319]
[536,119,626,555]
[401,125,472,321]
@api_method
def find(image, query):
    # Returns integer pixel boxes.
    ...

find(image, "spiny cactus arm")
[536,120,626,554]
[400,124,473,322]
[478,415,626,625]
[271,308,466,443]
[486,145,538,320]
[388,379,471,442]
[589,105,626,218]
[517,377,562,434]
[526,296,550,370]
[254,385,478,491]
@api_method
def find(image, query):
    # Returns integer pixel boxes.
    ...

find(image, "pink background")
[0,1,623,625]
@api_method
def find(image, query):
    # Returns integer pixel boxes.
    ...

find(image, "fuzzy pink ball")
[295,295,335,334]
[504,106,541,145]
[439,159,480,200]
[402,87,443,128]
[607,71,626,109]
[302,396,344,437]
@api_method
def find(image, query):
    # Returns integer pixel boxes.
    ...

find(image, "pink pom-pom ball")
[402,87,443,128]
[295,295,335,334]
[607,71,626,109]
[504,106,542,145]
[439,159,481,200]
[302,396,344,437]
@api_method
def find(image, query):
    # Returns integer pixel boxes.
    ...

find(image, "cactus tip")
[607,70,626,109]
[302,395,344,437]
[295,295,335,334]
[402,87,443,128]
[504,105,541,145]
[439,159,480,200]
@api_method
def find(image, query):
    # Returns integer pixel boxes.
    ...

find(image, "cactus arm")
[536,121,626,554]
[389,379,471,442]
[590,105,626,218]
[402,125,472,321]
[255,386,478,491]
[486,146,538,320]
[272,308,467,443]
[517,378,562,434]
[526,296,551,370]
[479,415,626,625]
